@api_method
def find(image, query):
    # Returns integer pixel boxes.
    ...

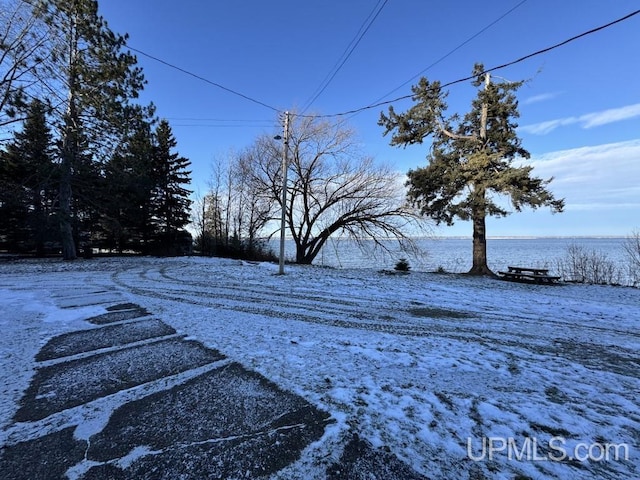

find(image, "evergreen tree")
[33,0,145,259]
[379,64,564,275]
[149,120,192,255]
[0,99,55,254]
[100,109,155,252]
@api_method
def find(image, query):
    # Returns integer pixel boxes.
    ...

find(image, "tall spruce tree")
[33,0,145,259]
[0,99,55,254]
[101,108,155,252]
[149,120,192,254]
[380,64,564,275]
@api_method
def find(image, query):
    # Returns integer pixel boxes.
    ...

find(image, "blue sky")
[99,1,639,237]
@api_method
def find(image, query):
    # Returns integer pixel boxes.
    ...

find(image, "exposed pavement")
[1,289,427,479]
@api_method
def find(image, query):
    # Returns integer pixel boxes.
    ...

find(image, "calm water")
[274,237,631,277]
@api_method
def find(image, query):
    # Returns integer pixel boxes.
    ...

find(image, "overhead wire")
[124,9,639,123]
[164,117,274,122]
[126,45,281,114]
[300,0,389,114]
[165,117,275,128]
[368,0,529,107]
[301,8,640,119]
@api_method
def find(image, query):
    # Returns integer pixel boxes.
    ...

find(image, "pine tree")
[0,99,55,254]
[380,64,564,275]
[149,120,192,255]
[33,0,145,259]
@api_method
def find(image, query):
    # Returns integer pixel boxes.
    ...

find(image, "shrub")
[556,243,622,285]
[394,258,411,272]
[624,230,640,287]
[194,235,277,262]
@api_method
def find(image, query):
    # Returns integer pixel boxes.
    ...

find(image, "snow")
[1,256,639,479]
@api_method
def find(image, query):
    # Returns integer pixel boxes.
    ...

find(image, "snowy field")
[1,256,638,479]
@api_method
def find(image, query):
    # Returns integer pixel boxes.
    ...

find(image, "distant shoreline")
[321,235,629,241]
[453,235,628,240]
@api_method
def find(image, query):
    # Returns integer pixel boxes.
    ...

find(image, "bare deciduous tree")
[198,152,276,258]
[251,115,426,264]
[236,148,277,251]
[0,0,51,130]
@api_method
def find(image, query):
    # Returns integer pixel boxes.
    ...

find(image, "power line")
[127,45,280,113]
[165,117,275,129]
[125,9,639,123]
[171,123,275,128]
[301,8,640,119]
[373,0,529,105]
[300,0,389,114]
[164,117,274,122]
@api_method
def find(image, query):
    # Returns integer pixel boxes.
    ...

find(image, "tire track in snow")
[111,262,640,379]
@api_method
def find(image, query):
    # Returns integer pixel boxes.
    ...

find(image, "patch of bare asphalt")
[35,319,176,361]
[80,362,332,479]
[14,338,223,422]
[326,434,428,480]
[86,307,151,325]
[0,427,86,480]
[2,300,427,479]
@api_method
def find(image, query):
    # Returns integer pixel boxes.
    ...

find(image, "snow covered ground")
[1,256,638,479]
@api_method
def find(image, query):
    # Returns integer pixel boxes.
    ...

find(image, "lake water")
[273,237,633,282]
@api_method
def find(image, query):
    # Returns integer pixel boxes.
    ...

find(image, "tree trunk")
[59,157,76,260]
[33,189,45,257]
[59,108,77,260]
[295,233,331,265]
[296,244,311,264]
[468,212,493,275]
[468,186,493,276]
[467,74,494,276]
[59,12,78,260]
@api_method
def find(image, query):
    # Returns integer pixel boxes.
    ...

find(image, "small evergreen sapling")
[395,258,411,272]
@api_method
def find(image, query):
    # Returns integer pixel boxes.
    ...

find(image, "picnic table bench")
[498,266,561,284]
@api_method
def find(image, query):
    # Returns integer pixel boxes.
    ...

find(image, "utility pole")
[278,111,290,275]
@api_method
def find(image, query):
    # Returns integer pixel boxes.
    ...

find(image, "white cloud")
[580,103,640,128]
[522,92,560,105]
[520,117,578,135]
[521,103,640,135]
[566,202,640,211]
[522,139,640,210]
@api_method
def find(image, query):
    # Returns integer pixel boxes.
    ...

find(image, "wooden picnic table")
[507,266,549,275]
[498,266,561,284]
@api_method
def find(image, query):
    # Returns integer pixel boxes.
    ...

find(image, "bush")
[624,230,640,287]
[194,234,277,263]
[394,258,411,272]
[556,243,622,285]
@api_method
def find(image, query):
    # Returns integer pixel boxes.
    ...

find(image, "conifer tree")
[149,120,192,254]
[0,99,55,254]
[380,64,564,275]
[101,109,155,252]
[33,0,145,259]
